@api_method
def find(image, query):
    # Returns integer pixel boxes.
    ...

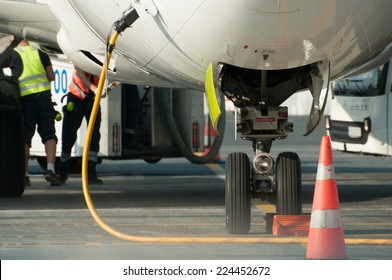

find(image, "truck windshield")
[333,63,389,96]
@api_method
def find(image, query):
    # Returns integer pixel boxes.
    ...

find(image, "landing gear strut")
[225,105,302,234]
[217,62,328,234]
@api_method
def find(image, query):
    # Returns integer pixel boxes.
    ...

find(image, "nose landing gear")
[225,106,302,234]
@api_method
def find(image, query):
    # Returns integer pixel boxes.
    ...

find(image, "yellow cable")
[80,30,392,246]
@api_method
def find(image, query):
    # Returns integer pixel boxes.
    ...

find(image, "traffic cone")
[306,135,347,259]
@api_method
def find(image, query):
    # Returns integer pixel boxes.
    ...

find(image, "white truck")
[326,59,392,156]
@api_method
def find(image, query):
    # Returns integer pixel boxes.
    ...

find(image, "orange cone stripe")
[310,209,343,228]
[318,137,334,165]
[313,179,340,209]
[316,163,335,180]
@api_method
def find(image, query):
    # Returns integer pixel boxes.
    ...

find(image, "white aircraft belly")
[1,0,392,88]
[114,0,392,84]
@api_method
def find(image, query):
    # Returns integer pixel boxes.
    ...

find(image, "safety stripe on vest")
[20,81,51,93]
[19,73,47,84]
[310,209,343,228]
[316,163,336,180]
[70,79,88,99]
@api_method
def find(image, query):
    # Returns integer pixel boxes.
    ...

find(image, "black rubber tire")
[275,152,302,215]
[144,158,161,164]
[0,77,25,197]
[225,152,251,234]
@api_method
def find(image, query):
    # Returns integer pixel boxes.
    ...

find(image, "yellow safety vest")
[15,46,51,97]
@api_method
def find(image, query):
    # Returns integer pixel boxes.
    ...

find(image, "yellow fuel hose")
[80,29,310,244]
[80,11,392,246]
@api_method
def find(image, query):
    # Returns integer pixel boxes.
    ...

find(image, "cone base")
[306,228,346,259]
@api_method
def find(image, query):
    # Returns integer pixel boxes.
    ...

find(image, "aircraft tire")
[276,152,302,215]
[225,152,251,234]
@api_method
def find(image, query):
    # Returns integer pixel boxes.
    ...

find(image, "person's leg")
[58,95,84,182]
[36,96,60,185]
[43,138,63,185]
[86,103,102,184]
[44,138,57,171]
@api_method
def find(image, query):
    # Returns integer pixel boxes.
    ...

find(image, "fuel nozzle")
[114,7,139,34]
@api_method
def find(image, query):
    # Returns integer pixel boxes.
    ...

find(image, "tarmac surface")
[1,115,392,260]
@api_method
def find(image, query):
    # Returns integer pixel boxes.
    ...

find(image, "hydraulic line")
[81,6,392,245]
[154,88,226,164]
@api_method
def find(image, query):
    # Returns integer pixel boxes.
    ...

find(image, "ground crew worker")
[57,66,103,185]
[0,38,61,186]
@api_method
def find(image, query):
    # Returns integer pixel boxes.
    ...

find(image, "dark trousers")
[59,93,101,177]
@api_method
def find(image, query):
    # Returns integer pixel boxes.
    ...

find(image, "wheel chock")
[272,215,310,236]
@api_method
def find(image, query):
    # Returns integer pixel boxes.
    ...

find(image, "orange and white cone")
[306,136,347,259]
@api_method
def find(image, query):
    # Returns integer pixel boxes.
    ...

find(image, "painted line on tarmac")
[200,164,392,246]
[80,163,392,245]
[206,163,277,214]
[206,162,226,180]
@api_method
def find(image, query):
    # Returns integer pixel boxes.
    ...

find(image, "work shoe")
[58,174,68,185]
[24,176,31,187]
[88,176,103,185]
[44,170,62,186]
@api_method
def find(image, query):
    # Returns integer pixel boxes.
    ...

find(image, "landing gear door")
[305,61,330,136]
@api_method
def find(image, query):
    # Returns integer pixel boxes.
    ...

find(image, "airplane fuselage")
[41,0,392,89]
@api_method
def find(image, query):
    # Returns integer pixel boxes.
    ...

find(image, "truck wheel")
[0,77,25,197]
[144,158,161,164]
